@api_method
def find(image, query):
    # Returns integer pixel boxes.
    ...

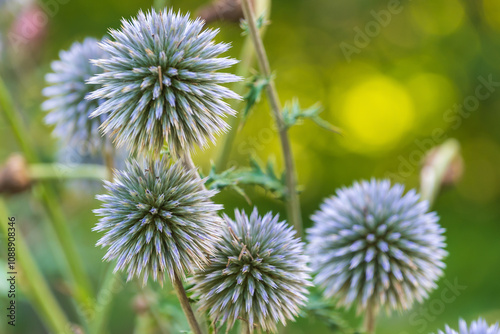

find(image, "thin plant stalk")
[0,75,94,317]
[29,163,108,181]
[364,304,376,334]
[91,154,121,334]
[103,146,115,180]
[90,267,123,334]
[215,0,271,171]
[172,272,203,334]
[0,199,71,334]
[240,0,303,236]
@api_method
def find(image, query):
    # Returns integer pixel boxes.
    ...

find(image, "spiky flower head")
[435,318,500,334]
[93,157,223,285]
[191,208,311,333]
[88,8,240,156]
[42,37,109,152]
[307,179,447,314]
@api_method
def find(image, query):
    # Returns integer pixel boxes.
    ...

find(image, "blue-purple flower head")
[192,208,311,333]
[307,179,447,314]
[93,157,223,285]
[435,318,500,334]
[88,8,241,156]
[42,37,109,153]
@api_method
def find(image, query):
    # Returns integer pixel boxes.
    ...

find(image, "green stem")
[172,272,203,334]
[91,269,123,334]
[215,0,271,171]
[29,163,108,181]
[90,145,118,334]
[0,75,94,318]
[0,199,71,333]
[364,304,376,334]
[240,0,303,236]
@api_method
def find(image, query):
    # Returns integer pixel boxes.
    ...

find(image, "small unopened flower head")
[307,179,447,314]
[93,158,223,285]
[192,208,311,333]
[42,37,109,152]
[435,318,500,334]
[88,8,240,156]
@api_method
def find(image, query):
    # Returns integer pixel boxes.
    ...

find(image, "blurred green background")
[1,0,500,333]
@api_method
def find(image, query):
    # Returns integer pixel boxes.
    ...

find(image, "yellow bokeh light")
[483,0,500,31]
[406,73,457,120]
[410,0,465,36]
[340,76,415,153]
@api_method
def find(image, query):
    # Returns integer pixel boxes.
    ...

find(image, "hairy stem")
[215,0,271,171]
[0,199,71,333]
[172,272,203,334]
[103,145,115,180]
[240,0,303,236]
[0,76,94,319]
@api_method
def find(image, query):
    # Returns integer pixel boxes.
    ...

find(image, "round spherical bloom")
[93,157,223,285]
[191,208,311,333]
[435,318,500,334]
[42,37,109,152]
[307,179,447,314]
[88,9,240,156]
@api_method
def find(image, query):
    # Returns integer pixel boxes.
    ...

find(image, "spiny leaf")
[283,98,342,134]
[239,75,271,130]
[240,12,269,36]
[203,164,251,204]
[203,158,289,201]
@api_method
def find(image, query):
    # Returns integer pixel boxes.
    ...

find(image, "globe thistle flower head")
[192,208,311,333]
[88,8,241,156]
[307,179,447,314]
[435,318,500,334]
[93,157,223,285]
[42,37,109,152]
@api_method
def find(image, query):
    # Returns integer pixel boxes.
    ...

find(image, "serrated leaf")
[240,12,269,36]
[239,75,271,130]
[202,164,251,204]
[283,98,342,134]
[203,158,289,201]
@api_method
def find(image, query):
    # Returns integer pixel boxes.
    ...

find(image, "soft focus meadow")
[1,0,500,333]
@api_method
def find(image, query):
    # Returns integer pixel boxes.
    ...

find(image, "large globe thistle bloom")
[42,37,109,152]
[307,179,447,313]
[191,208,311,333]
[93,158,223,285]
[88,9,240,156]
[435,318,500,334]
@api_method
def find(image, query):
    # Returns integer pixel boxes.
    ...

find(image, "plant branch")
[240,0,303,236]
[172,272,203,334]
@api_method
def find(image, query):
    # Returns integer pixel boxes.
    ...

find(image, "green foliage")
[239,75,271,130]
[283,98,342,134]
[204,157,288,201]
[240,12,269,36]
[303,288,359,334]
